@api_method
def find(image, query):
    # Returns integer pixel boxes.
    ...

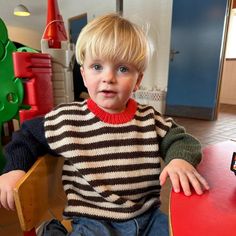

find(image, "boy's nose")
[102,69,116,83]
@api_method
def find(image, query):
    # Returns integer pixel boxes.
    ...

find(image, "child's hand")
[160,159,210,196]
[0,170,26,210]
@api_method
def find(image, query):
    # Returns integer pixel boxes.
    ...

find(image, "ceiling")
[0,1,52,34]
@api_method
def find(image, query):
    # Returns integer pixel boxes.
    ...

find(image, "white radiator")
[133,89,166,113]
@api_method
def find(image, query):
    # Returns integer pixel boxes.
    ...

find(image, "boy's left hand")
[159,159,210,196]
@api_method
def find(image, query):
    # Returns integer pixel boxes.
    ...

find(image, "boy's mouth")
[100,90,117,97]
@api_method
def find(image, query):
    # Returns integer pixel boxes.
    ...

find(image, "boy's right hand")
[0,170,26,210]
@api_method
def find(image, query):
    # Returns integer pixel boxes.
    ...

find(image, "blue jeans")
[68,208,169,236]
[41,208,169,236]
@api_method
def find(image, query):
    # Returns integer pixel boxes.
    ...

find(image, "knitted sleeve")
[3,116,57,173]
[160,121,202,167]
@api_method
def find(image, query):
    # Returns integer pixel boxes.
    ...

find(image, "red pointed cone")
[42,0,67,48]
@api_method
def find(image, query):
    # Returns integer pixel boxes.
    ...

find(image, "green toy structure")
[0,18,24,172]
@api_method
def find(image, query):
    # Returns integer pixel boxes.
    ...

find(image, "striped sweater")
[44,98,174,221]
[4,98,202,221]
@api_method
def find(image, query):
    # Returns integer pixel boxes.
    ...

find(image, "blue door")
[166,0,229,120]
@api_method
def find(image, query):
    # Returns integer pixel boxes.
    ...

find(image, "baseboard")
[165,105,215,120]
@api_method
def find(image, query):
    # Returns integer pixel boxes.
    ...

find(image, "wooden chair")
[13,154,71,236]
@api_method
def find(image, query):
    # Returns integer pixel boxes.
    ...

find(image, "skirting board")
[165,105,215,120]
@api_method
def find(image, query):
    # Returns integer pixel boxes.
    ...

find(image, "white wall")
[7,26,41,50]
[220,8,236,105]
[123,0,172,91]
[58,0,116,27]
[225,9,236,59]
[220,59,236,105]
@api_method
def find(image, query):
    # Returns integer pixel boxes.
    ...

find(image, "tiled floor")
[174,103,236,147]
[1,103,236,235]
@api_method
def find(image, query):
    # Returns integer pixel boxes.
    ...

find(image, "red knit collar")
[87,99,137,124]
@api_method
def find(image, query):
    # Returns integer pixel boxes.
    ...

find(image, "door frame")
[68,13,87,44]
[215,0,233,119]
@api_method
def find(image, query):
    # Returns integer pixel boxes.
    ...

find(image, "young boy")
[0,13,209,236]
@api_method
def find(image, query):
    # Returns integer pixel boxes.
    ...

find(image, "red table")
[169,141,236,236]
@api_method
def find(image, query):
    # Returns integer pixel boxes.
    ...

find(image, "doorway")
[68,13,88,101]
[219,0,236,107]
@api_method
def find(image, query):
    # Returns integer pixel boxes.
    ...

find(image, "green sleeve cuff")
[160,125,202,167]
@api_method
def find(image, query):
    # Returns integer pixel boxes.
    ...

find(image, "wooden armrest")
[13,154,65,231]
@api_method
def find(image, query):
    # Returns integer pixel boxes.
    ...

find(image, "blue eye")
[119,66,129,73]
[92,64,102,70]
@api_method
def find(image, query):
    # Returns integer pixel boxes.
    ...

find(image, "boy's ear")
[80,66,87,88]
[133,73,143,92]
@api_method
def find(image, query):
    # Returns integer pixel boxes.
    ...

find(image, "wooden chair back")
[13,154,66,236]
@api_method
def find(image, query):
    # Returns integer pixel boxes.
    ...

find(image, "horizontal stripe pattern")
[44,100,173,220]
[63,197,160,221]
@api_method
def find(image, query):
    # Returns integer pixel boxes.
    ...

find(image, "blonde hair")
[76,13,149,72]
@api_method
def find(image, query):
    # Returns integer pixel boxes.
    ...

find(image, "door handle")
[170,49,180,62]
